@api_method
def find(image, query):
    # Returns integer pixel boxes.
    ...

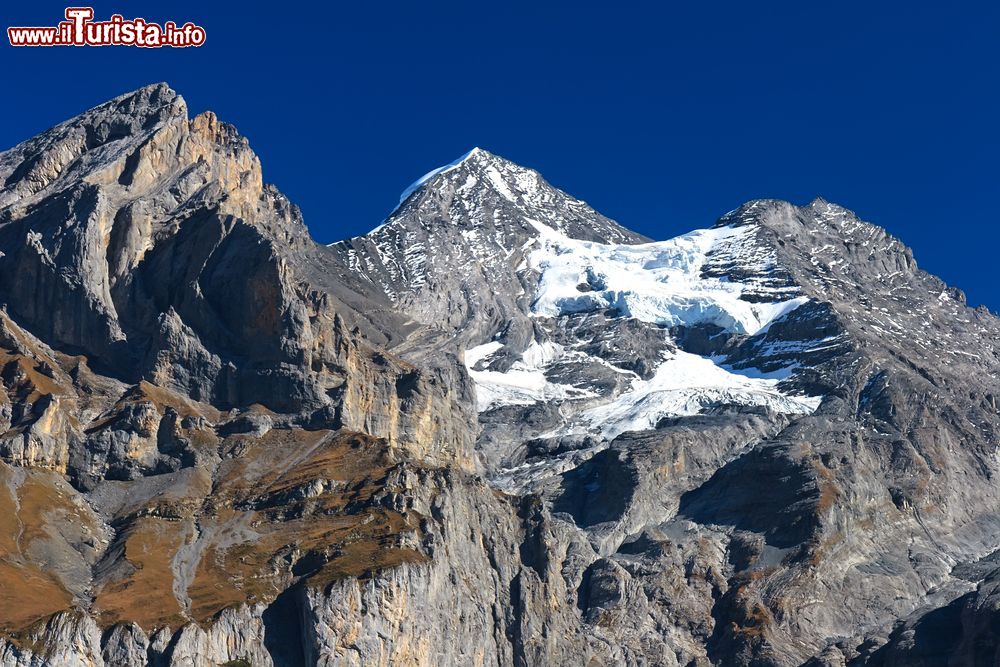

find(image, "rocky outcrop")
[0,83,472,470]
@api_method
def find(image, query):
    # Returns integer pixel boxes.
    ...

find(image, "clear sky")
[2,1,997,308]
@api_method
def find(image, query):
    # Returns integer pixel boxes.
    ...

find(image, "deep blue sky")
[2,2,997,308]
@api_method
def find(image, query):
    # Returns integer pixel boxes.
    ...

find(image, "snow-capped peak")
[397,146,484,205]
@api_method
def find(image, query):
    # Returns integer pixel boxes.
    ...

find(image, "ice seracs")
[463,217,824,437]
[526,219,809,335]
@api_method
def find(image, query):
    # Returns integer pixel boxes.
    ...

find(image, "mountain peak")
[108,81,181,109]
[716,197,877,238]
[60,81,186,139]
[388,146,647,242]
[396,146,531,206]
[0,81,267,218]
[398,147,485,204]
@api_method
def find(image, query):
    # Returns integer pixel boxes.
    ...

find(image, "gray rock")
[0,85,999,667]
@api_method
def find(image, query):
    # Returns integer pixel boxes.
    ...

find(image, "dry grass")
[85,380,220,434]
[310,543,428,589]
[0,561,73,633]
[732,601,773,638]
[0,319,436,634]
[133,381,220,421]
[87,429,430,627]
[0,353,64,400]
[185,430,425,621]
[809,457,841,514]
[0,472,19,554]
[0,414,430,633]
[728,570,776,640]
[187,542,278,623]
[0,465,93,633]
[0,472,73,632]
[93,517,188,630]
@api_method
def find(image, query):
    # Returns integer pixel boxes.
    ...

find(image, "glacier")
[464,218,823,438]
[526,219,809,335]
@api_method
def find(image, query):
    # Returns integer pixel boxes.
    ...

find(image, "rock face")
[0,84,998,666]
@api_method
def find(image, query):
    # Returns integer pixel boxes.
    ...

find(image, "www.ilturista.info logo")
[8,7,206,47]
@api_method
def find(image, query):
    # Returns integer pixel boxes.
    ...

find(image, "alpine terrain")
[0,84,997,667]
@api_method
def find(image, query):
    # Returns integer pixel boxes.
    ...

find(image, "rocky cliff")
[0,84,998,666]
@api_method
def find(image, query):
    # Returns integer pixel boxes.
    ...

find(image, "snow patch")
[464,340,503,367]
[464,340,594,413]
[582,349,821,439]
[485,166,517,202]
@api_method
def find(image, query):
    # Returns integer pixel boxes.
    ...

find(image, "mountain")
[0,84,998,666]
